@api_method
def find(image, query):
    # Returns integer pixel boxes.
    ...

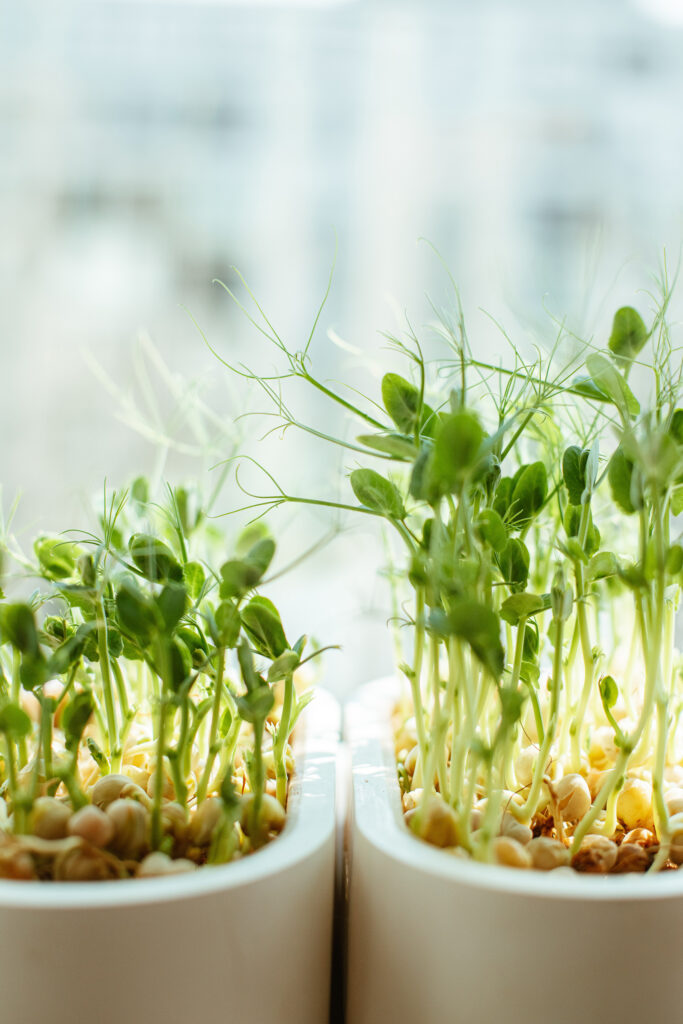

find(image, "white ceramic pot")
[0,689,339,1024]
[346,679,683,1024]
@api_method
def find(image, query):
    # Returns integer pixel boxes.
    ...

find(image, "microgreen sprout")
[0,478,323,880]
[214,261,683,874]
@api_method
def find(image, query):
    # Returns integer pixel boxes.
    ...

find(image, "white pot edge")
[346,676,683,901]
[0,687,339,908]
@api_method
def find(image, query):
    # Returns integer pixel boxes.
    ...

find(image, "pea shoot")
[0,480,323,880]
[215,263,683,874]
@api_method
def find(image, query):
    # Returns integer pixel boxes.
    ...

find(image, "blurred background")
[2,0,683,693]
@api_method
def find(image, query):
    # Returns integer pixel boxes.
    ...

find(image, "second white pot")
[346,679,683,1024]
[0,689,339,1024]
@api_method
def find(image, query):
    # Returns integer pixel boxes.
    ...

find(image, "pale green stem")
[514,613,564,824]
[197,647,226,803]
[273,673,295,806]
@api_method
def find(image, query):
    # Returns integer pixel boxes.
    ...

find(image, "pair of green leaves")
[562,446,599,507]
[572,307,647,418]
[408,411,487,505]
[494,462,548,532]
[116,579,188,646]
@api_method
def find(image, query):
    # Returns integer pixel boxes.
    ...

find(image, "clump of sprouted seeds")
[213,263,683,875]
[0,480,322,880]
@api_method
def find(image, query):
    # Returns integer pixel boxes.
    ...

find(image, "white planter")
[346,679,683,1024]
[0,689,339,1024]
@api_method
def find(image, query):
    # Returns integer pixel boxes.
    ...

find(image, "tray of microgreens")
[0,479,322,881]
[214,270,683,875]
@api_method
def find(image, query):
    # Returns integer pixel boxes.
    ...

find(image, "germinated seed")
[617,778,654,831]
[68,805,115,848]
[528,837,570,871]
[106,799,149,861]
[31,797,71,841]
[571,835,618,874]
[90,775,131,810]
[554,774,591,822]
[492,836,531,869]
[407,795,459,849]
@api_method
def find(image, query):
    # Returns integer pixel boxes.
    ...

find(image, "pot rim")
[0,688,338,908]
[347,677,683,902]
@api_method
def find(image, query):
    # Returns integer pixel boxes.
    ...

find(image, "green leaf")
[523,621,539,660]
[429,599,504,678]
[475,509,507,553]
[48,623,95,675]
[183,561,206,601]
[356,433,418,460]
[219,706,233,738]
[670,409,683,446]
[563,505,600,557]
[168,638,193,692]
[562,446,585,506]
[237,640,262,694]
[129,534,182,583]
[19,653,49,691]
[350,468,405,518]
[608,307,648,366]
[154,636,193,693]
[0,604,40,656]
[608,447,639,515]
[430,412,485,495]
[235,524,270,558]
[236,685,274,725]
[43,616,69,644]
[672,486,683,517]
[55,583,97,613]
[500,593,550,626]
[156,583,188,633]
[37,538,78,580]
[214,600,242,648]
[131,475,149,503]
[115,580,159,644]
[408,447,439,505]
[492,477,514,520]
[496,538,530,593]
[571,376,612,404]
[381,373,434,435]
[587,551,618,581]
[499,688,525,728]
[34,536,79,581]
[241,596,288,659]
[0,702,31,739]
[509,462,548,529]
[78,553,96,588]
[177,626,208,667]
[219,538,275,599]
[268,649,301,682]
[551,572,573,621]
[585,353,640,419]
[520,659,540,685]
[61,692,95,750]
[599,674,619,711]
[666,544,683,576]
